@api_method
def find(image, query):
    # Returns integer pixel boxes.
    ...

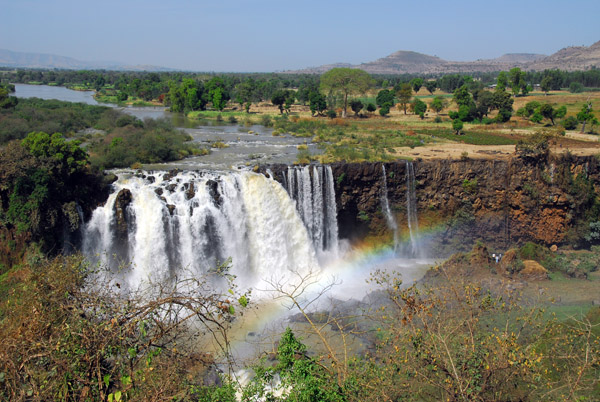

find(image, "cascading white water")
[83,170,320,290]
[284,165,338,256]
[380,165,399,251]
[405,162,423,258]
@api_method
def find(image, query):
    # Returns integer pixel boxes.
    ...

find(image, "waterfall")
[83,170,320,290]
[380,165,399,251]
[285,165,338,256]
[405,162,422,258]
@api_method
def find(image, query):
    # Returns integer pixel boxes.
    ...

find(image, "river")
[13,84,320,168]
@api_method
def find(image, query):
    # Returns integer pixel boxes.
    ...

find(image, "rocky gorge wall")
[264,154,600,256]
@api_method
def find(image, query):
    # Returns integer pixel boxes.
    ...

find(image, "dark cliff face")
[263,155,600,256]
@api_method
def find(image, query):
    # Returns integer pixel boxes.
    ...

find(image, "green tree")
[430,96,447,114]
[490,90,514,122]
[411,98,427,119]
[0,88,18,109]
[452,118,464,134]
[540,103,566,125]
[376,89,395,109]
[206,77,229,111]
[569,82,584,93]
[309,91,327,116]
[410,78,423,93]
[234,79,255,113]
[319,68,373,117]
[577,102,595,133]
[350,99,364,116]
[424,80,437,95]
[540,76,552,95]
[496,71,508,90]
[395,83,412,114]
[272,89,294,114]
[453,85,473,107]
[509,67,528,96]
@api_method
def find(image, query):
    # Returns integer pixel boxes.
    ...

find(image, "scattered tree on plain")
[320,68,373,118]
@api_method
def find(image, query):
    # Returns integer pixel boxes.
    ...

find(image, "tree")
[272,89,293,114]
[366,102,376,114]
[309,91,327,116]
[496,71,508,91]
[0,88,18,109]
[424,80,437,95]
[509,67,528,96]
[379,106,390,117]
[411,98,427,119]
[452,118,464,134]
[410,78,423,93]
[319,68,373,118]
[206,77,229,111]
[375,89,395,109]
[350,99,364,116]
[577,102,595,133]
[540,76,552,95]
[569,82,584,93]
[453,85,473,107]
[396,83,412,114]
[430,96,447,114]
[490,90,514,122]
[234,79,255,113]
[540,103,566,126]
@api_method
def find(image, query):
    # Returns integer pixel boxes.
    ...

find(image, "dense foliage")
[0,133,109,270]
[87,118,203,169]
[0,98,114,144]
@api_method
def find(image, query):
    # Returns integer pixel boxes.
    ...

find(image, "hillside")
[291,41,600,75]
[0,49,174,71]
[527,40,600,71]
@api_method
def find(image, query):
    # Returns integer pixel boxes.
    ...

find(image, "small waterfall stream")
[380,165,399,251]
[405,162,422,258]
[284,165,338,256]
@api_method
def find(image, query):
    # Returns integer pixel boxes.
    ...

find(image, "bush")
[260,114,272,127]
[569,82,584,93]
[562,116,579,130]
[326,109,337,119]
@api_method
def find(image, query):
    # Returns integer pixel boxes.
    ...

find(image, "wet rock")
[155,188,163,196]
[166,183,177,192]
[166,204,176,216]
[206,180,222,206]
[114,188,132,241]
[163,169,180,181]
[185,182,195,200]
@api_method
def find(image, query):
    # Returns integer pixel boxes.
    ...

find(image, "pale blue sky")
[1,0,599,72]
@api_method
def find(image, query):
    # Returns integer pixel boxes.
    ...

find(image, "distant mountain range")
[0,49,175,71]
[2,42,600,74]
[292,41,600,75]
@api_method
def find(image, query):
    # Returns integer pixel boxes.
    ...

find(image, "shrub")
[260,114,272,127]
[562,116,579,130]
[569,82,584,93]
[326,110,337,119]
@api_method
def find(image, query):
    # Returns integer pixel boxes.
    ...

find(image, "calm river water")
[13,84,319,168]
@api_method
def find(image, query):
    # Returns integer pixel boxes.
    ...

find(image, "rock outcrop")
[263,154,600,256]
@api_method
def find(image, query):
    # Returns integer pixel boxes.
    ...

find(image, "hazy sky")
[2,0,599,72]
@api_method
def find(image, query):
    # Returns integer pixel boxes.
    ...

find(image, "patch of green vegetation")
[88,118,203,169]
[0,98,114,144]
[429,128,519,145]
